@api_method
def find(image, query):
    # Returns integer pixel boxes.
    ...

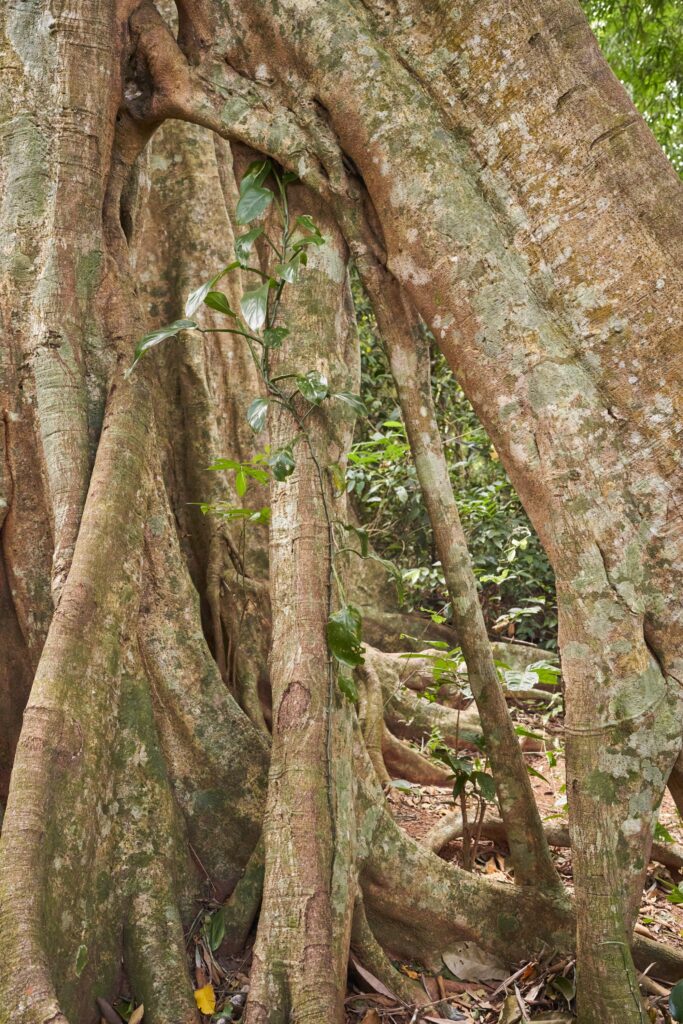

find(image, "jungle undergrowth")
[351,277,558,649]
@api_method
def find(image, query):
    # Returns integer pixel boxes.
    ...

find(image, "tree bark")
[1,1,682,1022]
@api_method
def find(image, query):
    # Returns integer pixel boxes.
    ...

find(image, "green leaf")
[247,398,269,434]
[235,467,248,498]
[667,882,683,905]
[128,318,197,374]
[669,979,683,1020]
[655,820,675,844]
[526,764,551,785]
[341,522,369,558]
[185,263,240,317]
[209,907,226,952]
[333,392,367,417]
[338,674,359,704]
[263,326,288,348]
[473,771,497,802]
[203,505,270,524]
[236,186,273,225]
[551,975,575,1006]
[452,775,468,801]
[235,226,264,264]
[327,605,364,668]
[296,214,319,233]
[204,291,237,317]
[75,944,88,977]
[268,446,295,482]
[294,214,324,245]
[240,159,271,194]
[387,779,418,792]
[514,724,545,741]
[274,252,306,283]
[240,281,271,331]
[297,370,329,404]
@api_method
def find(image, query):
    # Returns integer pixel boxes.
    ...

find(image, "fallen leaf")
[129,1006,144,1024]
[194,984,216,1015]
[498,993,522,1024]
[360,1012,381,1024]
[350,955,398,1000]
[443,943,508,983]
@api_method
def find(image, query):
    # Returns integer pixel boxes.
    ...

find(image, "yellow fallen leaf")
[194,984,216,1015]
[129,1006,144,1024]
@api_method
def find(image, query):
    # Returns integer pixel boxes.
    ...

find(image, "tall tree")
[0,2,681,1024]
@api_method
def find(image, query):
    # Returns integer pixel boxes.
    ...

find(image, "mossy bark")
[1,2,682,1023]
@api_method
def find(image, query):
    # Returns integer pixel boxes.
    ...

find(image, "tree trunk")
[1,1,682,1022]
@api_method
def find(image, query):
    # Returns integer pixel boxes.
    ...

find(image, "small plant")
[429,734,496,871]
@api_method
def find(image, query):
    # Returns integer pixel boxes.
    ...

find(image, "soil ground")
[109,697,682,1024]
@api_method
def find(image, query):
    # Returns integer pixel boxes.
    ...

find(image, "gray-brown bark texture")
[0,1,681,1023]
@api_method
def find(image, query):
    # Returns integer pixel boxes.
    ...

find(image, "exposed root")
[358,660,391,787]
[423,811,683,873]
[351,894,426,1006]
[383,674,483,750]
[220,838,265,956]
[381,727,452,787]
[124,871,198,1024]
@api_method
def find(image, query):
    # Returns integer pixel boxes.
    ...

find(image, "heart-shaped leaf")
[338,674,359,704]
[247,398,269,434]
[185,263,240,317]
[297,370,328,404]
[240,159,271,194]
[472,771,497,802]
[327,605,364,667]
[551,974,576,1006]
[128,318,197,375]
[268,446,295,482]
[204,290,237,317]
[274,251,306,282]
[235,226,264,264]
[240,281,271,331]
[236,186,273,225]
[333,392,367,416]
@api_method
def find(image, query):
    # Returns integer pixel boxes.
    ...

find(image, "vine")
[128,159,379,702]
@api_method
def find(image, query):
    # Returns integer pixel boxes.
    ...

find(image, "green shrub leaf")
[327,605,364,667]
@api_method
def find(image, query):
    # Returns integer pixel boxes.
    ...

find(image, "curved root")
[382,727,452,787]
[423,811,683,873]
[351,894,426,1006]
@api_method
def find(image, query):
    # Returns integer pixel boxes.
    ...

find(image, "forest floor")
[342,700,683,1024]
[166,699,683,1024]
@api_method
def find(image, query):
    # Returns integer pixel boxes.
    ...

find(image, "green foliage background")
[351,2,681,648]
